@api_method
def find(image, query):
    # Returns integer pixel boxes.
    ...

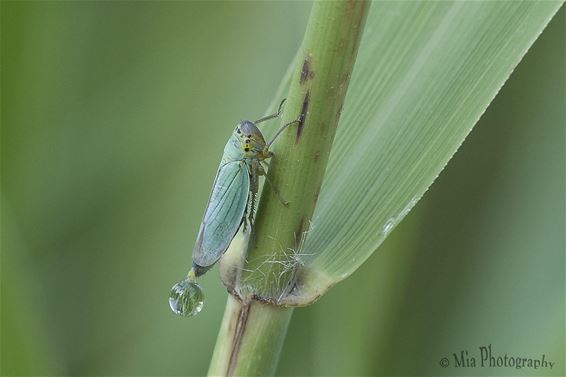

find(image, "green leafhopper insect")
[169,100,300,316]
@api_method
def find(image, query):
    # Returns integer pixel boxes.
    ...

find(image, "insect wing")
[192,161,250,268]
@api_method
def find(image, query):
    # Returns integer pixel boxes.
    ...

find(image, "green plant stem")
[207,296,294,376]
[209,1,369,375]
[238,0,369,302]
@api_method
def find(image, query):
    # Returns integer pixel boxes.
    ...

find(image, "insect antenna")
[254,98,286,124]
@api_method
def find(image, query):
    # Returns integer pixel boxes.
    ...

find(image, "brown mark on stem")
[295,90,310,144]
[300,57,315,84]
[294,217,306,247]
[347,0,357,12]
[227,303,252,377]
[336,102,344,118]
[313,186,321,207]
[351,34,359,56]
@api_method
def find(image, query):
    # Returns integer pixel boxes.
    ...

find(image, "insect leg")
[247,181,258,229]
[242,199,249,233]
[263,174,289,207]
[266,117,302,149]
[248,192,257,239]
[243,162,259,235]
[255,159,289,206]
[254,99,286,125]
[244,181,259,245]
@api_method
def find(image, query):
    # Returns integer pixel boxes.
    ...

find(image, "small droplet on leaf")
[382,218,395,235]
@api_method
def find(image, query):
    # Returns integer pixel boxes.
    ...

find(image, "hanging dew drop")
[169,279,204,317]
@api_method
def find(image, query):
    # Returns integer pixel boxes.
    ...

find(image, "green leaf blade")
[291,1,563,298]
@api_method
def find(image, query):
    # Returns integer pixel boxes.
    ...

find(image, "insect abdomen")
[192,161,250,269]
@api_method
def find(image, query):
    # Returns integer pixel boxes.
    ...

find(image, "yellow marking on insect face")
[235,121,270,158]
[241,134,263,157]
[242,137,252,153]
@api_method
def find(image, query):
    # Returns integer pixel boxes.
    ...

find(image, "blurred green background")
[1,2,563,376]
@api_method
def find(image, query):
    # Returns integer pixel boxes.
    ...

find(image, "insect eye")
[236,128,241,134]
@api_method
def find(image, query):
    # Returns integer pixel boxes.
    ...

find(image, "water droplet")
[169,279,204,317]
[382,218,395,235]
[400,196,418,218]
